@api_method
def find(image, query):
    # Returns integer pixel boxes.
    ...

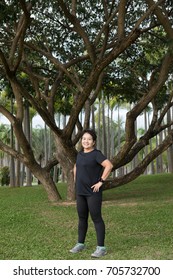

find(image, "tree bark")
[54,135,77,201]
[31,164,61,202]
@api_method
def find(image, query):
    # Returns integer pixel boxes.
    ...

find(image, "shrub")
[0,166,10,186]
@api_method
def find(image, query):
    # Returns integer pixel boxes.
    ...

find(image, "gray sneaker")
[91,246,107,258]
[69,243,85,253]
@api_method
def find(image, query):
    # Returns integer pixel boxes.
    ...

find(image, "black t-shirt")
[76,149,107,196]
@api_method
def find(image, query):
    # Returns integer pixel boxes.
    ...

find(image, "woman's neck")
[83,147,94,153]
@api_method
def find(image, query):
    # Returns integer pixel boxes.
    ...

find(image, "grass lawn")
[0,173,173,260]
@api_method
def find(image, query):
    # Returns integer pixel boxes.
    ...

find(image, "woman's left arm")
[91,159,113,192]
[100,159,113,181]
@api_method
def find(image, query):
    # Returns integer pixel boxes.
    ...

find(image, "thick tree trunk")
[54,136,77,201]
[39,174,61,202]
[31,164,61,202]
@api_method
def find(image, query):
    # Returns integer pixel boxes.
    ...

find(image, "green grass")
[0,173,173,260]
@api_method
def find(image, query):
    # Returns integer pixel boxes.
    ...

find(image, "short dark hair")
[81,129,97,141]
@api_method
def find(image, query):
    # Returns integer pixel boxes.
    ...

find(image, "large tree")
[0,0,173,201]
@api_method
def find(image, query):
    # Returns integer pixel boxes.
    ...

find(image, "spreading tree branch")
[104,129,173,191]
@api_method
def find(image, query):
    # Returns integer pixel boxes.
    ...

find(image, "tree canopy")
[0,0,173,201]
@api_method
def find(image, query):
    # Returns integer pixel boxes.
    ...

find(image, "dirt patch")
[103,200,139,207]
[51,197,173,207]
[51,201,76,206]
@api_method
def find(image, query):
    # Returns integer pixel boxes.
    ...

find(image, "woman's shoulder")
[95,149,107,161]
[94,149,104,154]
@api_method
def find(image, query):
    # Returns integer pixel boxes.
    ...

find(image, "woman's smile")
[81,133,95,152]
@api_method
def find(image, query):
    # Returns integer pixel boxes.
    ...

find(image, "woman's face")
[81,133,95,151]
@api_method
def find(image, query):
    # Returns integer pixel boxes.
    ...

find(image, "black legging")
[76,194,105,246]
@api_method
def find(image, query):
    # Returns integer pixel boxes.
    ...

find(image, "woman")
[70,129,113,258]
